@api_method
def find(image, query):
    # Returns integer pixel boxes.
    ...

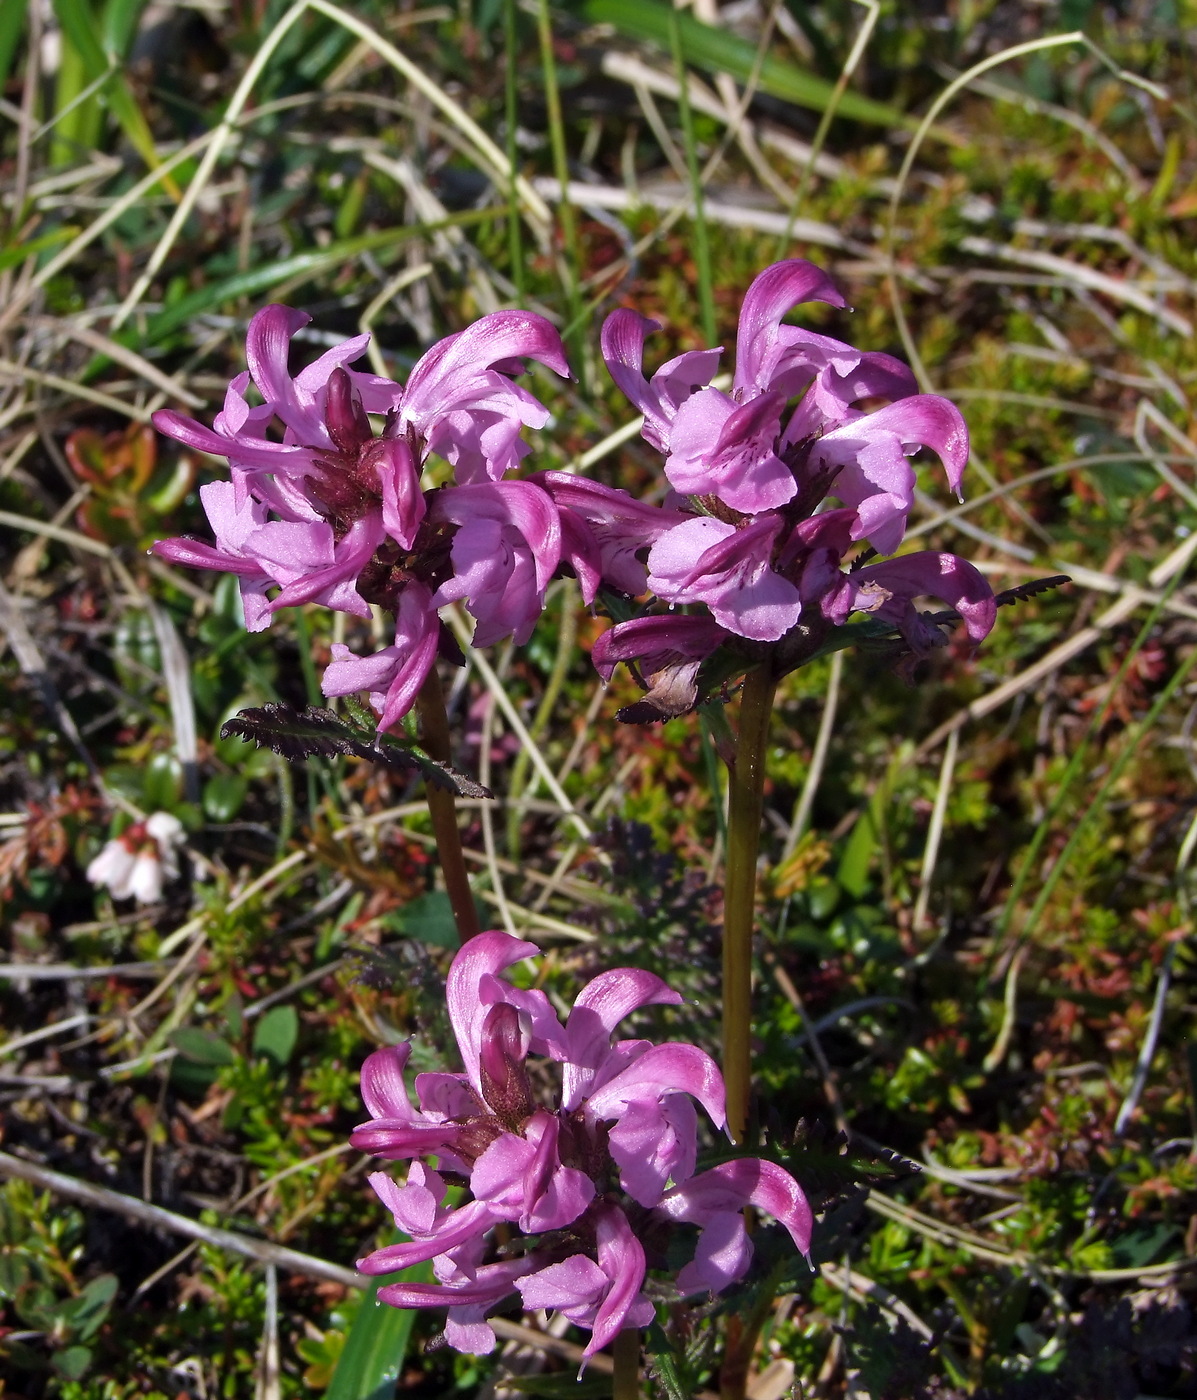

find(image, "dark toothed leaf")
[993,573,1072,608]
[219,703,491,799]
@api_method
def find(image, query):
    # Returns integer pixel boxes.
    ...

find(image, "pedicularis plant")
[152,260,1054,1398]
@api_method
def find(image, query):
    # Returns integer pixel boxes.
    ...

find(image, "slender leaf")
[101,0,152,59]
[0,227,79,273]
[0,1,25,96]
[51,0,163,171]
[579,0,912,128]
[326,1269,430,1400]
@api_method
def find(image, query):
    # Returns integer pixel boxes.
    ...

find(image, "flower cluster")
[86,812,185,904]
[352,932,812,1360]
[587,259,998,717]
[153,307,571,729]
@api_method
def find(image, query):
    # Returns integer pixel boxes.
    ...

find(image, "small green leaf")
[202,771,248,823]
[144,751,182,810]
[59,1273,117,1341]
[169,1027,236,1066]
[52,1344,93,1380]
[252,1005,299,1066]
[387,891,461,950]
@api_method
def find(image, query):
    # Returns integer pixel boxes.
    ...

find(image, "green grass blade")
[326,1268,431,1400]
[51,0,164,173]
[667,3,715,345]
[579,0,913,128]
[0,1,25,96]
[101,0,151,58]
[80,206,506,381]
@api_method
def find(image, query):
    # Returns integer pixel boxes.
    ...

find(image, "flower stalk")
[613,1328,641,1400]
[414,669,480,944]
[723,664,777,1144]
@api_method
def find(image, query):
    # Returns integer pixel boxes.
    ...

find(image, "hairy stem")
[723,664,777,1145]
[613,1328,641,1400]
[415,669,480,945]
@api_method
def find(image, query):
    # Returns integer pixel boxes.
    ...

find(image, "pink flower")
[646,514,801,643]
[429,481,562,647]
[536,472,686,604]
[399,310,571,483]
[351,932,812,1359]
[320,582,441,731]
[592,259,998,707]
[600,259,968,544]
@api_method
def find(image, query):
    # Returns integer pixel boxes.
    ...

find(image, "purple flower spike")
[153,303,574,729]
[352,931,812,1359]
[595,258,997,706]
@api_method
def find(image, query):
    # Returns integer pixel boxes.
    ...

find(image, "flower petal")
[584,1042,726,1131]
[447,932,541,1094]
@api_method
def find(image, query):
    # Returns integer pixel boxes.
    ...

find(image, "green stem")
[414,669,480,945]
[613,1328,641,1400]
[723,665,777,1145]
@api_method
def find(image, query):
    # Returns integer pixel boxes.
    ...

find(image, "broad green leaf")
[387,891,460,950]
[326,1266,431,1400]
[252,1005,299,1066]
[169,1027,236,1066]
[144,751,183,810]
[579,0,912,129]
[51,1344,93,1380]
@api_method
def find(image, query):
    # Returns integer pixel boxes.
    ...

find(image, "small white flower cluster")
[86,812,185,905]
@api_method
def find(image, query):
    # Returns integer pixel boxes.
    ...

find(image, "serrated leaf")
[169,1027,236,1066]
[252,1005,298,1066]
[220,703,492,799]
